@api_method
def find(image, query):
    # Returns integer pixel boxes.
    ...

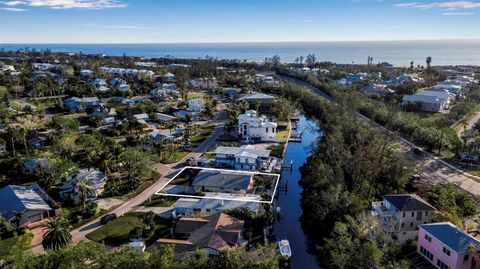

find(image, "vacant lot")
[86,212,172,246]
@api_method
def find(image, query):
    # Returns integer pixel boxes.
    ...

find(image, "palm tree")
[75,179,91,210]
[42,217,72,251]
[467,243,479,269]
[426,56,432,69]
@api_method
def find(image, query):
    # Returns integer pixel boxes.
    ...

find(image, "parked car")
[100,213,117,224]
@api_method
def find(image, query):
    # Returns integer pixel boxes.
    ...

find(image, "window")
[266,127,268,133]
[401,223,404,228]
[411,212,415,217]
[402,212,405,218]
[437,259,450,269]
[419,246,434,261]
[425,211,428,216]
[424,234,432,242]
[442,247,451,256]
[410,222,413,228]
[464,255,469,261]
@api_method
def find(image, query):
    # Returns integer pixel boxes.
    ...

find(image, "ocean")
[1,40,479,67]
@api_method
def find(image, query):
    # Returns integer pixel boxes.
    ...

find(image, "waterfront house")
[191,170,253,194]
[188,98,205,113]
[215,145,271,171]
[238,110,277,141]
[417,222,480,269]
[172,198,260,217]
[0,184,58,228]
[372,194,435,241]
[156,213,245,255]
[58,168,106,203]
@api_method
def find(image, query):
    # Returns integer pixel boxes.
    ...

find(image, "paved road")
[280,75,480,197]
[31,106,227,254]
[456,111,480,140]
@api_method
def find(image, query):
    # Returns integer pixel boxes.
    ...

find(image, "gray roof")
[420,222,480,253]
[174,198,259,212]
[215,145,271,159]
[239,93,275,102]
[384,194,435,211]
[0,185,52,220]
[192,170,252,190]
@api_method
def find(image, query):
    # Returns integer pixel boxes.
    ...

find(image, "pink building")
[417,222,480,269]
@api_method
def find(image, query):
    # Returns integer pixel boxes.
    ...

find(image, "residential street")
[280,75,480,196]
[31,105,227,254]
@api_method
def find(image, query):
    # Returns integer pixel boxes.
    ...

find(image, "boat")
[278,239,292,258]
[276,207,281,214]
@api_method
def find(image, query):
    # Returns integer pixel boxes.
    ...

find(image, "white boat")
[278,239,292,258]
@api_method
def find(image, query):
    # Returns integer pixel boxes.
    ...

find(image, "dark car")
[100,213,117,224]
[411,147,423,155]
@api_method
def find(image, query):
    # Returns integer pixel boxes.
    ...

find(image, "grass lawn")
[190,125,215,143]
[142,196,178,207]
[187,92,203,100]
[0,234,33,257]
[159,149,188,164]
[202,152,215,159]
[275,129,290,141]
[63,205,106,229]
[268,144,285,158]
[86,212,172,246]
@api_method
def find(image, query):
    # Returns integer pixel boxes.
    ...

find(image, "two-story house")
[417,222,480,269]
[237,110,277,141]
[372,194,435,241]
[215,145,271,171]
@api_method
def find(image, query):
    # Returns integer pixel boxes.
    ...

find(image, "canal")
[273,115,322,269]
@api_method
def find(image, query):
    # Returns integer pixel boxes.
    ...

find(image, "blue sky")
[0,0,479,43]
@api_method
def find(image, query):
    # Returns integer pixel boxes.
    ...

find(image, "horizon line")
[2,38,479,45]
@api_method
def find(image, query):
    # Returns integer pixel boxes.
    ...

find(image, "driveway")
[280,75,480,196]
[31,104,227,254]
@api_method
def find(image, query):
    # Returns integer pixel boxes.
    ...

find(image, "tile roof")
[173,213,244,253]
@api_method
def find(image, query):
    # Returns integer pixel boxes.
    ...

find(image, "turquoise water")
[2,40,479,66]
[274,115,321,269]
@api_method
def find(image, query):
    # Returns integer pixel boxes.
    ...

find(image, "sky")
[0,0,479,43]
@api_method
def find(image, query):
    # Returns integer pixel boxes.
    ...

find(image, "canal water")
[273,115,322,269]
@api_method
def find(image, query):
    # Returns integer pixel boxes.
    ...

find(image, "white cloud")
[3,1,28,6]
[2,0,127,10]
[442,11,476,14]
[395,1,480,10]
[0,6,27,11]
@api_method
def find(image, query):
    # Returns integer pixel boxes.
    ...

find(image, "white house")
[1,65,15,72]
[238,110,277,141]
[188,98,205,113]
[58,169,106,203]
[401,91,450,112]
[80,69,94,77]
[364,83,395,98]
